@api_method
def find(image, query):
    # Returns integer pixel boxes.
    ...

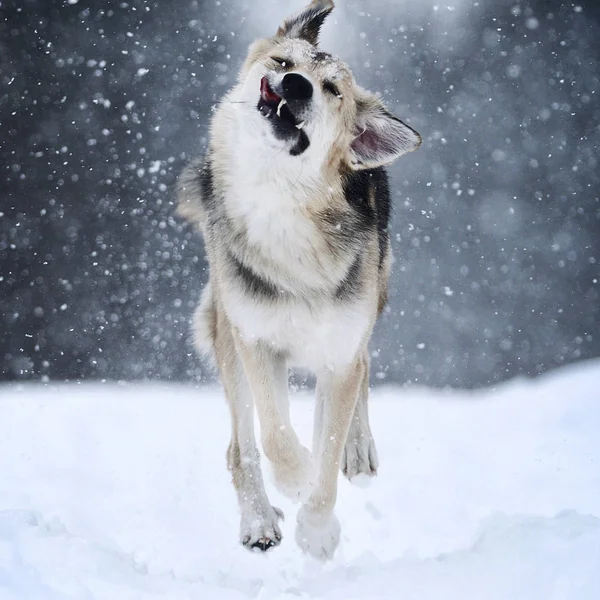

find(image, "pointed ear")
[277,0,335,46]
[350,92,422,170]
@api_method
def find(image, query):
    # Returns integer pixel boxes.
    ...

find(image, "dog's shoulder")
[340,166,391,268]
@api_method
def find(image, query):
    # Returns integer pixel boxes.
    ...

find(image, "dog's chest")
[226,294,370,371]
[226,167,325,280]
[221,165,370,369]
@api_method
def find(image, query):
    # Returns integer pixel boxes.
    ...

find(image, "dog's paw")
[240,505,284,552]
[295,506,340,561]
[271,444,316,503]
[341,432,379,482]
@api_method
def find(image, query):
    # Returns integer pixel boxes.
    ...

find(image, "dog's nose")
[282,73,313,101]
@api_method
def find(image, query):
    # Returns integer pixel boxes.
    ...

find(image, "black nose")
[282,73,313,101]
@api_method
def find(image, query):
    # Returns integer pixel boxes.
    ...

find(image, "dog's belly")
[225,295,370,372]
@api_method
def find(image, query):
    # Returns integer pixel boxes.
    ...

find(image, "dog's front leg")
[235,335,315,502]
[296,355,365,560]
[213,313,283,552]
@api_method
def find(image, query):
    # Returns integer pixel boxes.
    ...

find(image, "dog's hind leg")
[341,351,379,480]
[296,354,365,560]
[212,309,283,552]
[235,338,315,503]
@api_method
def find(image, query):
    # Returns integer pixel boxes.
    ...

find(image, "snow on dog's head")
[218,0,421,172]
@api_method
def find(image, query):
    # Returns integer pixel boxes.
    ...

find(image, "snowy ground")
[1,361,599,600]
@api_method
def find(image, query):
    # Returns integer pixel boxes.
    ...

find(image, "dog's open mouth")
[258,77,305,131]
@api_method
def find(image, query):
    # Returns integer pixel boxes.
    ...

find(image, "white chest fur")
[224,290,370,372]
[223,122,346,290]
[227,166,319,276]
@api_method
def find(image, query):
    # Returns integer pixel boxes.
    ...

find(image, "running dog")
[178,0,421,560]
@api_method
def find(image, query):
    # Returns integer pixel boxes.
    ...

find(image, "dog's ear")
[350,91,422,170]
[277,0,334,46]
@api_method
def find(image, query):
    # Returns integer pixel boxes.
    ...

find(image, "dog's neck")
[209,114,352,292]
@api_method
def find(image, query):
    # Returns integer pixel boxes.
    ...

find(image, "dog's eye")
[271,57,292,68]
[323,80,341,99]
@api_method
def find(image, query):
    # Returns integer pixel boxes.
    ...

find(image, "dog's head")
[225,0,421,171]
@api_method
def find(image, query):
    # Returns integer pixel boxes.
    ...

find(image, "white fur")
[224,291,370,372]
[224,161,327,287]
[270,443,316,503]
[191,282,215,355]
[295,506,341,561]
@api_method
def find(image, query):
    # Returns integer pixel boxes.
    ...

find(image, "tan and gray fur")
[177,0,421,560]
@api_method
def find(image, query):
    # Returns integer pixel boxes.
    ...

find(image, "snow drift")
[1,360,599,599]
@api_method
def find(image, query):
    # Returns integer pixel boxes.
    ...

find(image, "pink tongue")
[260,76,281,103]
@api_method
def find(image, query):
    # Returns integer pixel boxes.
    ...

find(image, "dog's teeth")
[276,98,287,117]
[336,94,343,99]
[295,121,305,130]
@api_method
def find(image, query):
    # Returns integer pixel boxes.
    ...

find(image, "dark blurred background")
[1,0,599,387]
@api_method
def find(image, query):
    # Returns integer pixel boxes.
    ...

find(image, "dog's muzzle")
[258,76,306,129]
[257,75,311,155]
[257,73,313,156]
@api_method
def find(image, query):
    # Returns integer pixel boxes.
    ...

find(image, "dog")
[177,0,421,560]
